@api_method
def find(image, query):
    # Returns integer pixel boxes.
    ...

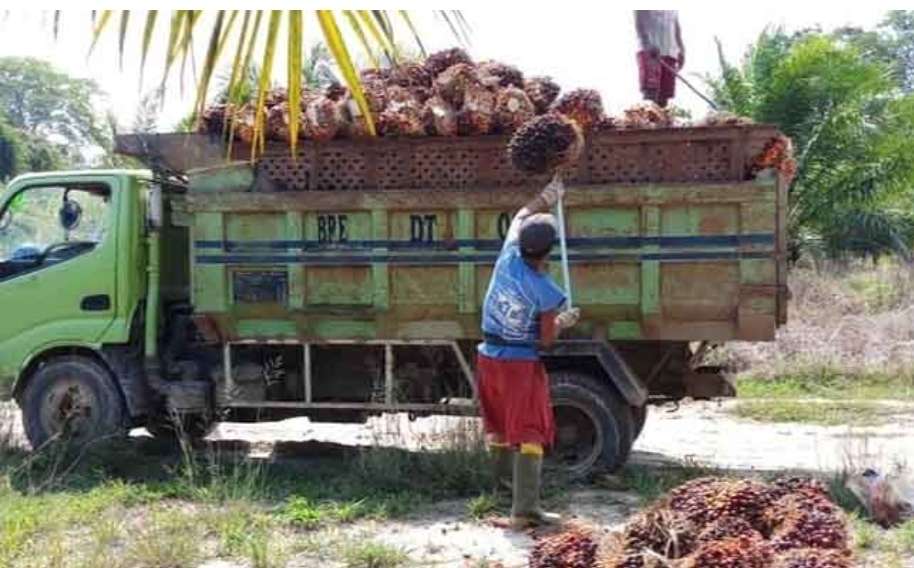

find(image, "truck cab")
[0,171,154,446]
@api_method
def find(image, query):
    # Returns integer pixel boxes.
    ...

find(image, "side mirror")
[59,197,83,231]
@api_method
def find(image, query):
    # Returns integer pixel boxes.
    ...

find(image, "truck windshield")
[0,185,110,263]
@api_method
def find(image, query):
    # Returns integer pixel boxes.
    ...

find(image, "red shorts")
[637,51,678,103]
[476,354,555,448]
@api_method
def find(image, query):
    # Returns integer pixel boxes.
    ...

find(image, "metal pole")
[554,175,573,308]
[659,59,718,111]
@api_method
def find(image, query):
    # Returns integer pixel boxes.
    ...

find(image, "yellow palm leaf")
[357,10,395,64]
[139,10,158,86]
[287,10,303,156]
[252,10,282,160]
[343,10,379,69]
[89,10,113,54]
[192,10,226,126]
[318,10,375,136]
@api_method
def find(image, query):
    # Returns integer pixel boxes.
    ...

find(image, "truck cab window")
[0,185,111,280]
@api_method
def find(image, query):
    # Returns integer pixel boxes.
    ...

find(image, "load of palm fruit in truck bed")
[115,47,796,191]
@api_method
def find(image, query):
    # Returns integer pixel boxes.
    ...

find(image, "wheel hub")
[44,381,95,441]
[549,400,602,474]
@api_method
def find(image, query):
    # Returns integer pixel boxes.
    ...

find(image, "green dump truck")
[0,126,787,474]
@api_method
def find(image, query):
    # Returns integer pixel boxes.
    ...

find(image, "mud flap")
[543,340,648,407]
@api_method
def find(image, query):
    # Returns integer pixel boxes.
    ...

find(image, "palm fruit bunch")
[424,47,473,78]
[302,96,343,142]
[620,103,674,129]
[232,103,257,145]
[678,535,774,568]
[377,86,425,137]
[477,60,524,88]
[529,526,598,568]
[552,89,604,132]
[388,61,433,103]
[495,86,537,133]
[750,134,797,181]
[667,477,775,529]
[508,113,583,174]
[580,477,851,568]
[434,62,480,107]
[458,83,496,136]
[422,95,458,136]
[199,103,229,136]
[266,102,293,142]
[696,517,763,546]
[524,76,562,114]
[620,506,696,559]
[771,549,853,568]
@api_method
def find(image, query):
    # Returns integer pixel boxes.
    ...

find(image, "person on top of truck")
[477,179,581,528]
[635,10,685,108]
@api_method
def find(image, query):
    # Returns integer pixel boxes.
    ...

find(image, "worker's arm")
[504,178,564,245]
[675,18,685,68]
[539,307,581,348]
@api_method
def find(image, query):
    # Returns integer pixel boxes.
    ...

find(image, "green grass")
[341,540,408,568]
[467,493,500,519]
[613,462,719,504]
[737,368,914,401]
[729,399,903,426]
[0,428,495,567]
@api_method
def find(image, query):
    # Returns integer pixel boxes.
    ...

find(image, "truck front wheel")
[548,371,635,477]
[21,356,126,450]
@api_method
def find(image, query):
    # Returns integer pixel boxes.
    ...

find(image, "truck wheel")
[632,404,648,439]
[548,371,635,477]
[21,356,126,450]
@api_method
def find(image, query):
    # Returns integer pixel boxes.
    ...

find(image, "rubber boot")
[491,444,514,494]
[511,444,561,528]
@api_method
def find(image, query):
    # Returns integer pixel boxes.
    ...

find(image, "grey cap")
[519,213,557,258]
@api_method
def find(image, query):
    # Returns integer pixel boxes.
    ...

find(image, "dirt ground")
[3,399,912,567]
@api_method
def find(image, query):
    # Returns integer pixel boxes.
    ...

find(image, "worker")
[477,178,580,528]
[635,10,685,108]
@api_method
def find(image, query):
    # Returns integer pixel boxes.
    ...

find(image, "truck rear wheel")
[548,371,634,477]
[21,356,126,450]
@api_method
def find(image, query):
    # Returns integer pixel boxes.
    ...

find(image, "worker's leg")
[505,362,559,527]
[637,50,662,105]
[477,355,514,493]
[659,56,678,108]
[489,438,515,493]
[511,442,560,527]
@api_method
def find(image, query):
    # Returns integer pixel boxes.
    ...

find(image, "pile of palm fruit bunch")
[527,476,852,568]
[749,134,797,182]
[197,46,706,148]
[198,47,577,143]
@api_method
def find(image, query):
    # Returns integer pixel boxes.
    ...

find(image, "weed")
[616,462,717,504]
[341,539,408,568]
[124,511,203,568]
[467,493,499,519]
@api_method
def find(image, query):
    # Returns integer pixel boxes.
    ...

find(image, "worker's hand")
[554,308,581,330]
[541,176,565,209]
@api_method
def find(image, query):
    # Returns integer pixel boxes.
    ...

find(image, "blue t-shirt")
[478,234,566,361]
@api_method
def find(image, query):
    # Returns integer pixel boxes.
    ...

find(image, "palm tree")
[72,10,467,152]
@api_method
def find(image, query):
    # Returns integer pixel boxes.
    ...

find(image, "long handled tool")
[553,174,573,308]
[658,59,718,111]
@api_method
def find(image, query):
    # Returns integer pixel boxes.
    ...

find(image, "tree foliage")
[0,57,109,173]
[707,26,914,261]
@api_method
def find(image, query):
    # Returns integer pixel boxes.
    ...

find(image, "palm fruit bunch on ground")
[508,113,583,175]
[545,476,852,568]
[770,548,853,568]
[524,76,562,114]
[529,525,599,568]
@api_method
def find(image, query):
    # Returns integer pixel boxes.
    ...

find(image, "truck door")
[0,179,119,369]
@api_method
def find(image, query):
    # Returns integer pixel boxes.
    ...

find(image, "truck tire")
[21,356,126,450]
[632,404,648,439]
[548,371,635,477]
